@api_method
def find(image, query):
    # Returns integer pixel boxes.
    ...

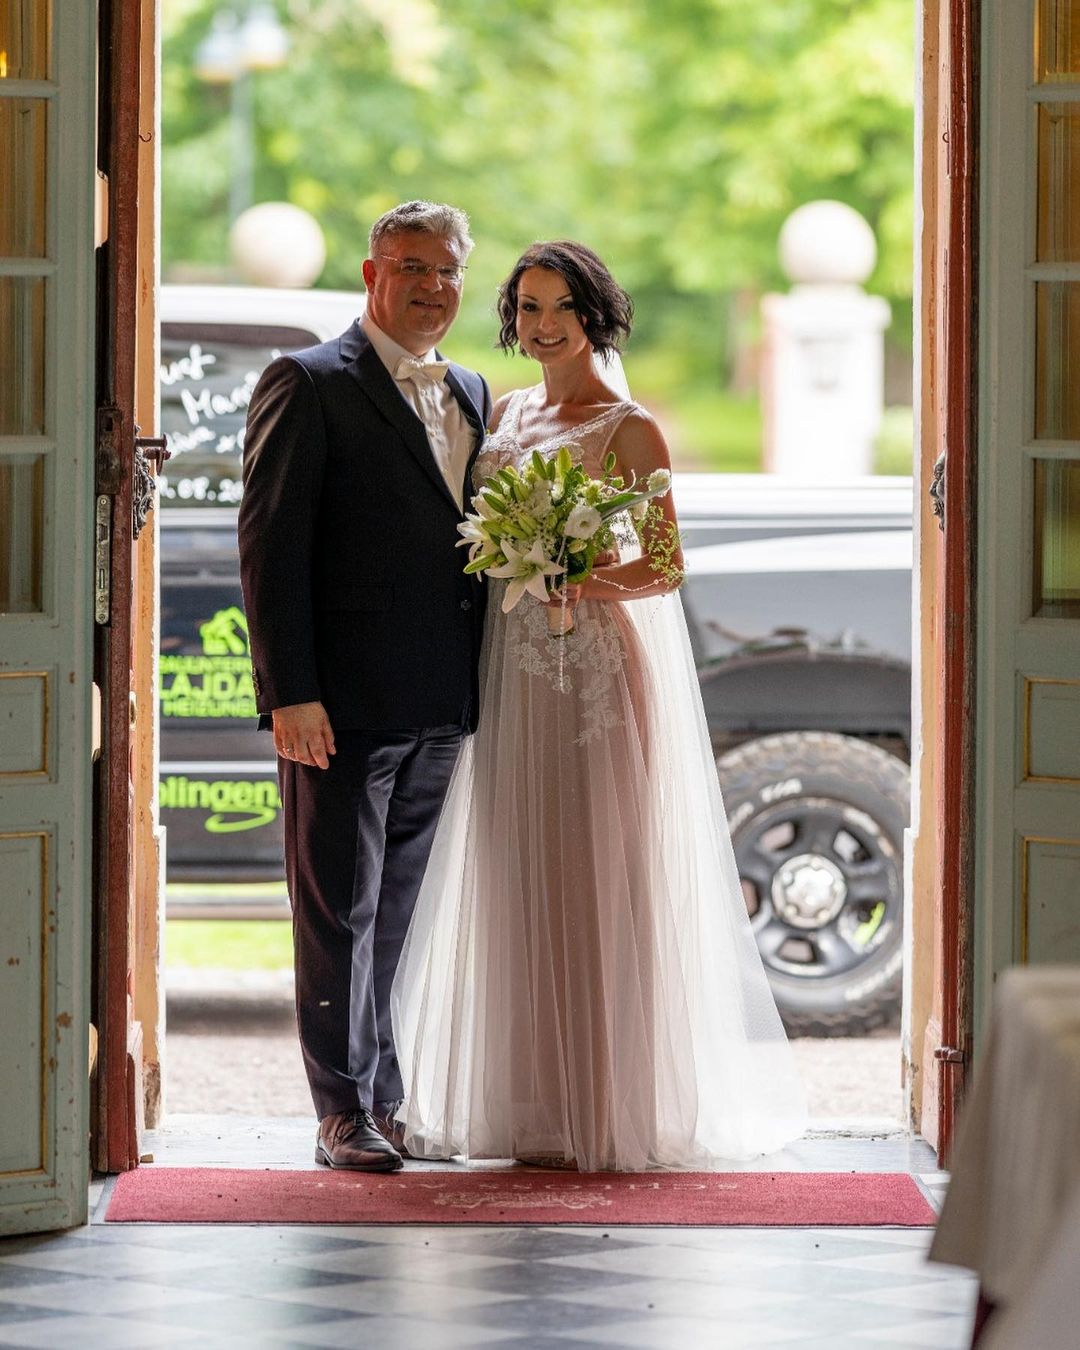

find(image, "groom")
[238,201,490,1171]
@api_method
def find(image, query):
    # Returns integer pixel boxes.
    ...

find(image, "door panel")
[976,0,1080,1034]
[0,2,95,1235]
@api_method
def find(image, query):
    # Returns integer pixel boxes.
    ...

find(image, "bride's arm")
[580,409,685,602]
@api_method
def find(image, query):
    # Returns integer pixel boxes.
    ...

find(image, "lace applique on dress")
[511,602,629,747]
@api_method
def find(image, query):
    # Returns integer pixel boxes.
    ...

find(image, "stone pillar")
[761,200,891,477]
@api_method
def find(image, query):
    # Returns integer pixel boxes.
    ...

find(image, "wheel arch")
[698,649,911,750]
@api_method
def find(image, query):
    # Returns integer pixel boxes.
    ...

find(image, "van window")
[159,323,318,507]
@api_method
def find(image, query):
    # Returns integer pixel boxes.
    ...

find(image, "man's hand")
[272,701,336,769]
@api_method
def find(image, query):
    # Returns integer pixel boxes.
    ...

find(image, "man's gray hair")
[368,200,474,259]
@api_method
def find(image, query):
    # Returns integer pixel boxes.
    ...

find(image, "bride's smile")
[515,266,592,366]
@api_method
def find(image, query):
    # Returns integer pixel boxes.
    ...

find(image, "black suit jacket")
[238,321,491,733]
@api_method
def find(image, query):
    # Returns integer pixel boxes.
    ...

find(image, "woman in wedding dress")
[392,241,806,1170]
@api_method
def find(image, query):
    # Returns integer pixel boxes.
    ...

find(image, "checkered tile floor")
[0,1123,975,1349]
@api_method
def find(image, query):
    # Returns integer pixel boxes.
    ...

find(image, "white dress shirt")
[362,313,475,510]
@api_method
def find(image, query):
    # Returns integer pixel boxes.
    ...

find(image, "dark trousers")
[278,725,464,1120]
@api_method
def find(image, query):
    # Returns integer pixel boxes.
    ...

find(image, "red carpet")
[106,1168,936,1226]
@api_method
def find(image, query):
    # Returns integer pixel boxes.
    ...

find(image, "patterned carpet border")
[105,1168,938,1226]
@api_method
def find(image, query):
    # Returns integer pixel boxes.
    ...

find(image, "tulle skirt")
[391,585,807,1170]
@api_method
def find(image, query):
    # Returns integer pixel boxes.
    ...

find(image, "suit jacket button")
[460,599,472,611]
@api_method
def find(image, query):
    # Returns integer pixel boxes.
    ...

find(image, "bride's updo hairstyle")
[497,241,633,360]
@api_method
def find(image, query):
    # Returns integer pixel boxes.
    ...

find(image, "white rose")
[646,469,671,494]
[564,503,602,539]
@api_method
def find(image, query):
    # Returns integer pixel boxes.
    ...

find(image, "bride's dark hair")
[497,241,633,359]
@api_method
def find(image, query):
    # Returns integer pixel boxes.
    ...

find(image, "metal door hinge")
[934,1046,965,1064]
[929,452,946,531]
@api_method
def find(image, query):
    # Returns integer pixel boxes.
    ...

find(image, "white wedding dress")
[392,388,807,1170]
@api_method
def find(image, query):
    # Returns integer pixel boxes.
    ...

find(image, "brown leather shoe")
[316,1108,403,1171]
[371,1101,414,1159]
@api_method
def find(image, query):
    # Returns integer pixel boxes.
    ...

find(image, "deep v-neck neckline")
[508,387,631,454]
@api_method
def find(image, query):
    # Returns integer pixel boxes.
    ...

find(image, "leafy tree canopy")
[163,0,914,366]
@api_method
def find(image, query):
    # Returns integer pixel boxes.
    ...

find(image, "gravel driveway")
[164,969,903,1124]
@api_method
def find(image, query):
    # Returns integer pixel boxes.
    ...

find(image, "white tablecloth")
[929,965,1080,1346]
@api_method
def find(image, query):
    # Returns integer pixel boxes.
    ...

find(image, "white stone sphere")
[229,203,327,288]
[779,200,877,286]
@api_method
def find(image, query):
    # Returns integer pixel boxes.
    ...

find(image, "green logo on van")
[160,606,256,719]
[200,606,249,655]
[159,775,280,833]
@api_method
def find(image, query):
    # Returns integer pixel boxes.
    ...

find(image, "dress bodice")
[474,387,638,489]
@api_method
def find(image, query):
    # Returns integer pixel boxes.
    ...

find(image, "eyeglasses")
[376,254,467,285]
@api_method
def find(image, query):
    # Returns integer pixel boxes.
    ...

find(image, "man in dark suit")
[238,201,490,1171]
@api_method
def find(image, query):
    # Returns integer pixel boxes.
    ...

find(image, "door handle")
[135,434,170,473]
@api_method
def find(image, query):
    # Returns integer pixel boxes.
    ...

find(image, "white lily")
[486,536,566,612]
[456,512,497,562]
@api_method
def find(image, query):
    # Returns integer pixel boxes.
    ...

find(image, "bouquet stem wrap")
[547,598,576,637]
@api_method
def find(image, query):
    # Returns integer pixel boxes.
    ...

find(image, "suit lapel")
[339,323,461,515]
[445,366,486,493]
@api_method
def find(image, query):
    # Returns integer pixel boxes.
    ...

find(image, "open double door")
[2,0,1079,1235]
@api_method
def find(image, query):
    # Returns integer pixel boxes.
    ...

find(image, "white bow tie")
[393,354,450,384]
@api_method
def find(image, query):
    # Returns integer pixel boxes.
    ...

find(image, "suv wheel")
[716,731,910,1037]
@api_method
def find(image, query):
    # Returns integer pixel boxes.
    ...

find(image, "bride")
[392,240,806,1170]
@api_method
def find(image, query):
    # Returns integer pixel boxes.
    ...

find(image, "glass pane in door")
[1033,458,1080,618]
[1036,0,1080,80]
[0,1,51,80]
[1038,104,1080,261]
[0,277,45,434]
[0,453,44,613]
[1035,282,1080,440]
[0,99,47,256]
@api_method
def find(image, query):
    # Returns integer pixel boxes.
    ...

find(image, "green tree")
[162,0,913,462]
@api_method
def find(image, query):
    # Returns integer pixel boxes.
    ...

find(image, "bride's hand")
[546,582,583,607]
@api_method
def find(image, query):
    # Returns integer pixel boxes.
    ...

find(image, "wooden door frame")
[933,0,979,1164]
[909,0,980,1164]
[92,0,147,1174]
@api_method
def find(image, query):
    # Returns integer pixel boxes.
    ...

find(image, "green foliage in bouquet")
[458,447,677,614]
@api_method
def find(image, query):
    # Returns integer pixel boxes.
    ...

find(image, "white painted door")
[0,3,96,1233]
[976,0,1080,1032]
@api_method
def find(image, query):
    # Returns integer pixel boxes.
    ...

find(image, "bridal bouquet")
[458,446,674,635]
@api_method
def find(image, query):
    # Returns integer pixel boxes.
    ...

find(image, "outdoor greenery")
[162,0,915,469]
[166,919,293,970]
